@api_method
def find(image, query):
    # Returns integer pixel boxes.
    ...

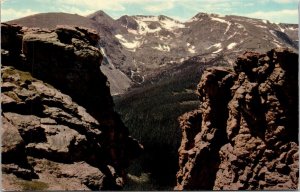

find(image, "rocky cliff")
[175,48,299,190]
[1,23,142,190]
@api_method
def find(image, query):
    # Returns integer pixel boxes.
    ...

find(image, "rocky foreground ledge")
[175,48,299,190]
[1,23,142,190]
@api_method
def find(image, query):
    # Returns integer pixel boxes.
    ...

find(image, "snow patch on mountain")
[276,24,285,32]
[288,27,297,31]
[227,32,237,40]
[115,34,141,50]
[188,46,196,54]
[256,25,267,29]
[225,23,231,34]
[186,43,196,53]
[213,48,223,53]
[152,44,171,52]
[269,30,277,38]
[236,23,246,31]
[135,36,143,40]
[210,17,231,34]
[227,42,237,50]
[128,29,138,35]
[134,18,161,34]
[210,17,229,24]
[188,48,196,54]
[207,43,222,50]
[136,16,158,22]
[160,19,185,30]
[132,16,185,35]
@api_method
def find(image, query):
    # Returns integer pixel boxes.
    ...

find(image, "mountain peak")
[88,10,115,22]
[188,12,225,23]
[89,10,108,17]
[194,12,210,18]
[158,15,172,20]
[187,12,210,22]
[116,15,139,30]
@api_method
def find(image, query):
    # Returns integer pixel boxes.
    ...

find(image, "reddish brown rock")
[175,48,298,190]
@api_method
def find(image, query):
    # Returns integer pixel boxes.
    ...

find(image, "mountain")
[5,12,96,29]
[7,11,298,94]
[86,12,132,95]
[7,12,132,95]
[88,10,115,27]
[110,12,298,84]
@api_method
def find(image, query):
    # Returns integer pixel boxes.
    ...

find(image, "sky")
[1,0,299,24]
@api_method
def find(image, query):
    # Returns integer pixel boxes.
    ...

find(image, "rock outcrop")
[1,23,142,190]
[175,48,298,190]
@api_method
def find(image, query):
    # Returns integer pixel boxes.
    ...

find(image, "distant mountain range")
[7,11,298,95]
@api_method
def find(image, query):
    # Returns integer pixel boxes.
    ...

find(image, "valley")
[2,8,299,191]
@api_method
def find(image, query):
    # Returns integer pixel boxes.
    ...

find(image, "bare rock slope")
[175,48,298,190]
[1,23,142,190]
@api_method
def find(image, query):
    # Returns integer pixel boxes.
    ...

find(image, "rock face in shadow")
[175,48,298,190]
[1,23,142,190]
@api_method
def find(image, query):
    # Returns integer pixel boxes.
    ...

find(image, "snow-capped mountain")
[7,11,298,94]
[94,12,297,87]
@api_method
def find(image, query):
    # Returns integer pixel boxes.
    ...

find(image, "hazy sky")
[1,0,299,23]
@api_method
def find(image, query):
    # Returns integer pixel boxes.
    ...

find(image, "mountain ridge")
[6,10,298,96]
